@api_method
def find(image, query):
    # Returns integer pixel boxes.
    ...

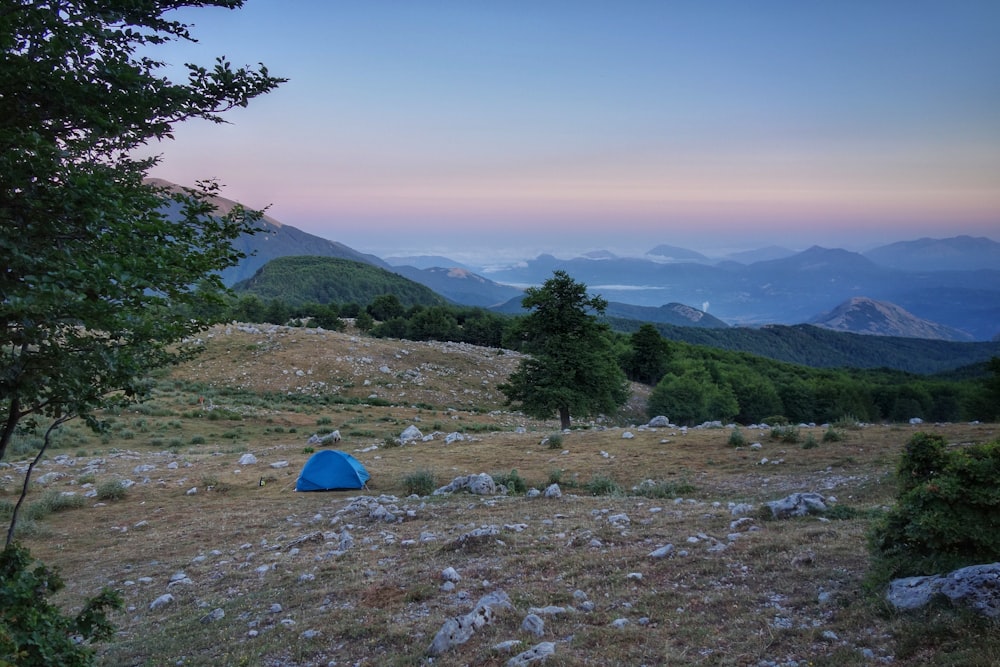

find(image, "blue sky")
[142,1,1000,262]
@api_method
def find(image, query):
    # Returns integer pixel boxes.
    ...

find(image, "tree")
[1,1,283,528]
[622,323,671,385]
[368,294,405,321]
[500,271,628,429]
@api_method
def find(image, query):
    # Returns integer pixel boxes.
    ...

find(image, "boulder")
[765,492,828,519]
[306,430,341,446]
[433,473,496,496]
[887,562,1000,618]
[427,590,513,655]
[648,416,670,428]
[400,425,423,443]
[507,642,556,666]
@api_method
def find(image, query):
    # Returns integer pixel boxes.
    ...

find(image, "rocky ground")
[3,324,998,666]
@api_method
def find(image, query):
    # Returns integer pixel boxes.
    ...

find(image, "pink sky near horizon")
[142,1,1000,259]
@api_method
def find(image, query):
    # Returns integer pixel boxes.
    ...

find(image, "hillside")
[613,321,1000,374]
[232,256,447,307]
[9,323,1000,666]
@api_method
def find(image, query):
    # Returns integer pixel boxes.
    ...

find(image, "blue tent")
[295,450,370,491]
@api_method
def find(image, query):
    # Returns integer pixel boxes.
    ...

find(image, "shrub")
[801,433,819,449]
[728,428,746,447]
[402,469,436,496]
[822,426,845,442]
[770,425,800,444]
[0,544,122,667]
[585,475,623,496]
[189,435,206,445]
[869,433,1000,583]
[95,480,128,501]
[546,433,564,450]
[633,479,696,498]
[761,415,789,426]
[23,491,86,521]
[491,469,527,495]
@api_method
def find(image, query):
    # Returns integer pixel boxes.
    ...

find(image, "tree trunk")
[559,406,571,430]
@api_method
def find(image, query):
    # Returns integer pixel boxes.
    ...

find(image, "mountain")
[492,295,727,329]
[483,244,1000,340]
[864,235,1000,272]
[149,179,389,285]
[383,255,473,271]
[603,302,729,328]
[390,266,523,308]
[723,245,796,264]
[232,256,446,308]
[646,244,711,262]
[809,297,973,342]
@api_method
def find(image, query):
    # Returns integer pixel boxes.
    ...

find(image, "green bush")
[633,479,696,498]
[0,544,122,666]
[822,426,845,442]
[869,433,1000,582]
[727,428,746,447]
[23,491,86,521]
[546,433,564,450]
[95,480,128,501]
[585,475,623,496]
[402,469,436,496]
[801,433,819,449]
[770,425,800,444]
[491,469,527,495]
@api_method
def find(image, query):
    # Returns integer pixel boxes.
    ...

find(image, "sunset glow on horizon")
[142,1,1000,259]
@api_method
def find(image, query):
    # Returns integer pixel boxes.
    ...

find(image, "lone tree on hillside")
[500,271,629,430]
[1,1,284,532]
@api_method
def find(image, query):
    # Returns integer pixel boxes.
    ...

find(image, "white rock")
[149,593,174,610]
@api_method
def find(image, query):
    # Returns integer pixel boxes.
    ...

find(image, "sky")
[141,1,1000,264]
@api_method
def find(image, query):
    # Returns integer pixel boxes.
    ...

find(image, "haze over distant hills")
[157,180,1000,342]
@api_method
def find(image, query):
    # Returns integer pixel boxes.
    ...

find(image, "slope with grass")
[4,324,999,667]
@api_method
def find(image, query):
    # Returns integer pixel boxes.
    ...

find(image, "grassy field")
[3,324,998,666]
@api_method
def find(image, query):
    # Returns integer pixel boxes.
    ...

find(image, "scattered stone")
[427,590,513,655]
[201,608,225,623]
[765,492,828,519]
[622,431,635,439]
[270,461,289,469]
[149,594,174,610]
[506,642,556,666]
[543,483,562,499]
[521,613,545,637]
[445,525,501,551]
[400,425,423,443]
[307,431,341,446]
[441,566,461,582]
[238,453,258,465]
[434,473,497,496]
[648,416,670,428]
[649,544,675,559]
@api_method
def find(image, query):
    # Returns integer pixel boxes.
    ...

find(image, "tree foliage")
[0,544,122,667]
[1,0,283,463]
[500,271,628,429]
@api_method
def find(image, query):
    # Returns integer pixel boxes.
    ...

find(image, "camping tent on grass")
[296,450,370,491]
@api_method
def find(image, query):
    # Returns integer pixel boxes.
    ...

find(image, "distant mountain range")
[157,180,1000,342]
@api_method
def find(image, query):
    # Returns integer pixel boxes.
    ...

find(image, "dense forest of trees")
[204,291,999,426]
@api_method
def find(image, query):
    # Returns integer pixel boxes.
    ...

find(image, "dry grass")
[5,324,999,666]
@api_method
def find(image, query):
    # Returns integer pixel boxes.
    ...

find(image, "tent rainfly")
[295,450,370,491]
